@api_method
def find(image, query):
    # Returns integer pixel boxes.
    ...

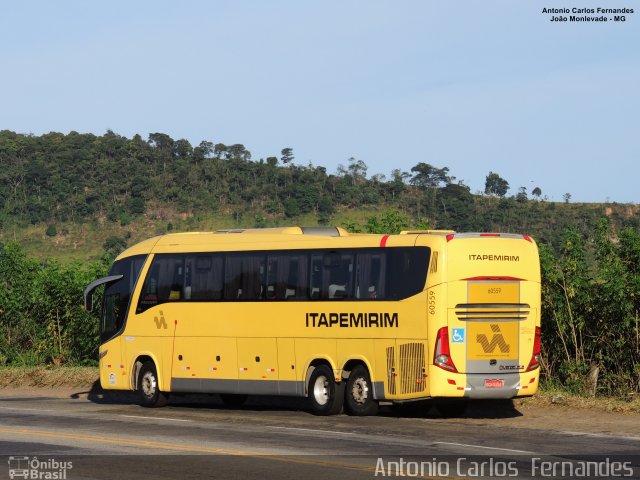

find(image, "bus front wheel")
[138,361,168,408]
[308,365,344,415]
[345,365,379,416]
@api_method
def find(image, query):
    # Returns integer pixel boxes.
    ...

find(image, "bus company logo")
[8,456,72,479]
[468,254,519,261]
[153,311,167,329]
[476,324,510,354]
[305,312,399,328]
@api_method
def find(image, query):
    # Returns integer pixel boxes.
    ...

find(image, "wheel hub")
[351,377,369,404]
[142,371,157,397]
[313,375,329,406]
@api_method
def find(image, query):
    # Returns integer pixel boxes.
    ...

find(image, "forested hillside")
[1,130,638,260]
[1,130,639,397]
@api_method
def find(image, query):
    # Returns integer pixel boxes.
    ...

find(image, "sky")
[1,1,638,203]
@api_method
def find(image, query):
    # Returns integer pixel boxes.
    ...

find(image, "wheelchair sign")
[452,328,465,343]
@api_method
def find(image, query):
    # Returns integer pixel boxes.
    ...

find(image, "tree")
[148,133,175,151]
[174,139,193,159]
[283,198,300,218]
[213,143,227,158]
[409,163,450,188]
[532,187,542,199]
[484,172,509,197]
[347,157,368,183]
[563,193,572,203]
[103,236,127,257]
[516,187,528,203]
[228,144,251,161]
[192,140,212,165]
[389,169,410,199]
[317,196,335,225]
[281,148,294,165]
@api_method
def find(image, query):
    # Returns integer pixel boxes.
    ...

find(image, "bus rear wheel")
[345,365,379,416]
[308,365,344,415]
[138,361,168,408]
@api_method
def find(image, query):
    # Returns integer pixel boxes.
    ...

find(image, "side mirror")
[84,275,123,312]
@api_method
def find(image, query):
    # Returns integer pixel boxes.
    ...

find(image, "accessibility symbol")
[452,328,465,343]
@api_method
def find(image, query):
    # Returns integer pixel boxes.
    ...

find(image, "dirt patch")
[0,367,98,388]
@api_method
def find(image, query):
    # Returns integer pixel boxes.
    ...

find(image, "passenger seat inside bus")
[328,284,346,299]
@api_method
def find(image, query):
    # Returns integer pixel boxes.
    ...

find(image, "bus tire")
[138,361,168,408]
[220,394,248,409]
[344,365,379,416]
[308,365,344,415]
[435,400,468,418]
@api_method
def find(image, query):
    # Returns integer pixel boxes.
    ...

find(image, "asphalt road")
[1,388,638,480]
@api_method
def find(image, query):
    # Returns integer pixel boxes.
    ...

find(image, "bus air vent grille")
[386,346,396,395]
[399,343,425,394]
[455,303,530,321]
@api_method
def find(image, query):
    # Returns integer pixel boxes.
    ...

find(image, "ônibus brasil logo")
[8,456,73,479]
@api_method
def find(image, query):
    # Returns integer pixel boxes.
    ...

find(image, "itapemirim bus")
[85,227,541,416]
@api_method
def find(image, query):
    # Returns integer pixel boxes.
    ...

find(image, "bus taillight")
[526,326,542,371]
[434,327,458,373]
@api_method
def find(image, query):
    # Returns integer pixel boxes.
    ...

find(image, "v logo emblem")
[476,324,510,353]
[154,311,168,329]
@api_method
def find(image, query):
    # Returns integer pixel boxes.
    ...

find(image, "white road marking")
[435,441,537,454]
[270,426,355,436]
[120,414,193,422]
[560,431,640,442]
[0,406,55,412]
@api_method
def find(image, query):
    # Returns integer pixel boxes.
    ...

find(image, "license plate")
[484,379,504,389]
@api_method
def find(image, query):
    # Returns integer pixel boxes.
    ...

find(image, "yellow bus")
[85,226,541,416]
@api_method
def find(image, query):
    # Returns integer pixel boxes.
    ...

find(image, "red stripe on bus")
[380,235,389,247]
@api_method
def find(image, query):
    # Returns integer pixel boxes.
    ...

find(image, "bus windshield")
[101,255,146,343]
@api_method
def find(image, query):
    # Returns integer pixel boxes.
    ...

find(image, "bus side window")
[267,253,308,300]
[356,252,386,300]
[168,261,184,301]
[310,251,353,300]
[386,248,430,299]
[288,255,308,299]
[225,254,264,300]
[188,254,224,301]
[137,264,160,313]
[136,255,185,313]
[327,252,353,299]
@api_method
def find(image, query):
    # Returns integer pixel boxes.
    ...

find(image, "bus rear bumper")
[464,373,520,399]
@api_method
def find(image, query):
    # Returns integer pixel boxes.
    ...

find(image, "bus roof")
[114,227,535,260]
